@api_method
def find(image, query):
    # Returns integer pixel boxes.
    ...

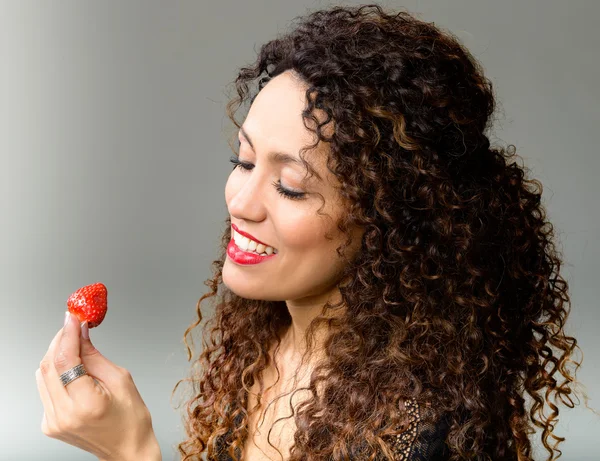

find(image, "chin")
[222,266,263,300]
[222,260,290,301]
[223,280,284,302]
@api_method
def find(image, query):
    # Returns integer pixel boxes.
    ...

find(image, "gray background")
[1,1,598,460]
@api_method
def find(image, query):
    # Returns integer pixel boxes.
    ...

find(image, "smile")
[226,237,278,265]
[230,224,278,255]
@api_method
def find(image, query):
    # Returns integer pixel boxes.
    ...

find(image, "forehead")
[244,72,314,149]
[242,73,336,184]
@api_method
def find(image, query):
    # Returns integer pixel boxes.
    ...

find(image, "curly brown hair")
[171,4,584,460]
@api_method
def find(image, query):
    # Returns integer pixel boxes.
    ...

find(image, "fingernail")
[64,311,70,327]
[80,321,89,340]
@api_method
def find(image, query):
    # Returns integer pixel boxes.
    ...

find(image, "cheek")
[278,209,361,265]
[278,212,337,253]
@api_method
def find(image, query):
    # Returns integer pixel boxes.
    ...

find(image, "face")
[223,70,362,305]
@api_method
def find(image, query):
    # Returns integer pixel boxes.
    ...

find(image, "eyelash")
[229,156,307,200]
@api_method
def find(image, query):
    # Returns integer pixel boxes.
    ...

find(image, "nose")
[227,170,268,223]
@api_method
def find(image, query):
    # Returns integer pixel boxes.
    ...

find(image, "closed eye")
[229,155,253,172]
[228,156,307,200]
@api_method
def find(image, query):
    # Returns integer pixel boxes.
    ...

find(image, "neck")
[280,287,345,359]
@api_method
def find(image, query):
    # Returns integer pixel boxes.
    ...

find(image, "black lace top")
[384,398,452,460]
[213,398,452,460]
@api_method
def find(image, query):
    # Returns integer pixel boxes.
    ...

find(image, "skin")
[35,70,363,461]
[36,313,161,460]
[223,70,364,357]
[223,69,364,460]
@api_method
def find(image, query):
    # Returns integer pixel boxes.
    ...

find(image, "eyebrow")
[239,126,322,181]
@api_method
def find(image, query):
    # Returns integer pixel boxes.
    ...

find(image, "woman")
[36,4,583,461]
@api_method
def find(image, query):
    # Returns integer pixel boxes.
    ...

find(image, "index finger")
[42,312,96,408]
[40,324,72,411]
[56,312,98,397]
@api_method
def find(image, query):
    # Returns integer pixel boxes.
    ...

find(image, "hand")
[35,311,161,461]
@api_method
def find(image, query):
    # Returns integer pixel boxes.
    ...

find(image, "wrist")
[99,433,162,461]
[134,435,162,461]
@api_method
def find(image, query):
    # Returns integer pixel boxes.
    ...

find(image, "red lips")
[227,239,277,265]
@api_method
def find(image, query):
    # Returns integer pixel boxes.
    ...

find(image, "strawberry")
[66,283,108,328]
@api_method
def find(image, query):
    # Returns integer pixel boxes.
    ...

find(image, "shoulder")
[386,398,452,461]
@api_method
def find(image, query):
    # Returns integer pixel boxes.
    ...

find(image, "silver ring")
[60,363,87,387]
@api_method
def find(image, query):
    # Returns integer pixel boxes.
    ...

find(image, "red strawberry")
[67,283,108,328]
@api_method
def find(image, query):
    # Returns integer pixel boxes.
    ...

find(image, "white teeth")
[232,229,277,255]
[239,236,250,251]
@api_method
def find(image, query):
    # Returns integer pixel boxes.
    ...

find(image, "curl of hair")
[171,5,585,461]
